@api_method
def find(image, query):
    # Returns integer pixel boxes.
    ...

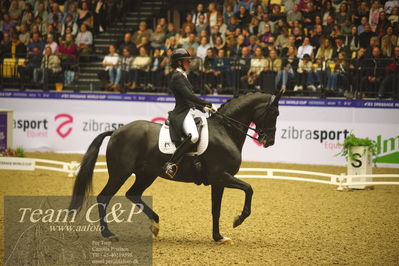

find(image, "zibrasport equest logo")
[279,126,351,150]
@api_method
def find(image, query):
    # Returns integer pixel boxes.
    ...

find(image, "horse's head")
[253,92,281,148]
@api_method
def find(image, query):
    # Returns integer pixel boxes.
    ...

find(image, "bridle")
[212,91,282,145]
[213,108,272,143]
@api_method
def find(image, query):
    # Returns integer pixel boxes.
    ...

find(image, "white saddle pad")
[158,117,209,155]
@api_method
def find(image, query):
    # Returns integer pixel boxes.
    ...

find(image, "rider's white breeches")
[183,108,199,143]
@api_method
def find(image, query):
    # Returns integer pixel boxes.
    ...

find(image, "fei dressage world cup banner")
[1,91,398,168]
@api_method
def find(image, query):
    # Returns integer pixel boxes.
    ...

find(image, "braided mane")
[217,91,272,115]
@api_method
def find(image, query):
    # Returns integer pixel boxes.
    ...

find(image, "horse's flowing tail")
[69,131,113,211]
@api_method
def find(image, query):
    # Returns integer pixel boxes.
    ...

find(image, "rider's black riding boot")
[164,134,195,178]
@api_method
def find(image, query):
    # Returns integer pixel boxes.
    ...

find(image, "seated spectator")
[216,16,227,36]
[8,0,21,23]
[22,12,35,30]
[10,33,27,58]
[275,28,289,51]
[20,3,33,25]
[177,24,193,46]
[202,48,217,93]
[118,33,137,56]
[165,36,179,51]
[34,2,49,23]
[248,17,259,36]
[63,3,78,24]
[376,11,392,37]
[235,5,251,28]
[77,2,93,29]
[59,33,78,70]
[193,3,207,26]
[182,33,199,52]
[369,1,383,29]
[160,48,173,86]
[247,47,267,89]
[295,54,317,91]
[316,38,333,62]
[18,24,30,46]
[259,23,273,46]
[17,46,42,89]
[388,7,399,24]
[226,16,239,34]
[136,36,151,55]
[287,5,303,22]
[165,23,177,39]
[381,26,397,57]
[214,49,232,91]
[93,0,107,33]
[359,47,385,97]
[359,23,377,48]
[196,14,209,37]
[207,2,221,28]
[276,46,298,91]
[332,36,350,59]
[75,24,93,61]
[261,49,282,93]
[118,47,134,92]
[213,35,226,54]
[365,36,380,57]
[2,13,16,34]
[357,16,368,35]
[346,26,360,54]
[46,24,61,44]
[378,46,399,99]
[197,36,211,61]
[44,34,58,54]
[34,46,61,90]
[181,13,196,34]
[48,3,63,24]
[297,37,313,59]
[385,0,399,15]
[325,52,350,94]
[102,44,121,91]
[27,32,45,53]
[130,47,151,90]
[0,33,11,61]
[32,16,47,36]
[149,48,164,89]
[150,24,166,51]
[223,4,234,24]
[232,46,251,93]
[349,47,367,94]
[61,14,78,37]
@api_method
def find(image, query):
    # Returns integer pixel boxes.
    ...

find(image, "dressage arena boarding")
[1,152,398,265]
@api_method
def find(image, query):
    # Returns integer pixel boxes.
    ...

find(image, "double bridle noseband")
[213,109,271,143]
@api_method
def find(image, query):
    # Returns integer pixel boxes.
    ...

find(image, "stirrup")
[165,163,178,179]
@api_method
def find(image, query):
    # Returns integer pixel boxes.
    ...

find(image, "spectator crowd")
[0,0,120,89]
[1,0,399,98]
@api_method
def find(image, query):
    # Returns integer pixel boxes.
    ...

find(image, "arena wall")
[1,91,398,168]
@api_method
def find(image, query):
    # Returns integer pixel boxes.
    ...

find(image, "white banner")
[2,97,398,167]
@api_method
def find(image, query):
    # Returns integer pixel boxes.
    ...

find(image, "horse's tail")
[69,130,113,211]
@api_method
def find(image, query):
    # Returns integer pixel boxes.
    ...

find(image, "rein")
[213,111,265,141]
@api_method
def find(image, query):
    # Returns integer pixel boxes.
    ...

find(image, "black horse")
[70,91,280,243]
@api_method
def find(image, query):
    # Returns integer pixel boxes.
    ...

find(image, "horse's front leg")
[211,185,230,243]
[222,172,253,228]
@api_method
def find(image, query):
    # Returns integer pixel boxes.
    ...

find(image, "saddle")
[158,117,209,156]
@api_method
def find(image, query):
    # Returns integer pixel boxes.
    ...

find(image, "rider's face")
[182,59,190,70]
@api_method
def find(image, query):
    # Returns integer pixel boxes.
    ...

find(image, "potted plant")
[338,134,377,189]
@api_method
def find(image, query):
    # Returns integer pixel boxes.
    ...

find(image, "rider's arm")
[174,75,212,111]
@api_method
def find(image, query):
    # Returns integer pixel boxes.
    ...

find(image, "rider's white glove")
[204,104,218,114]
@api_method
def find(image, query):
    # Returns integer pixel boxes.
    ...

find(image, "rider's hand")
[204,104,218,114]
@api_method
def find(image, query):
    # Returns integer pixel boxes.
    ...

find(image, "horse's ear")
[272,90,283,106]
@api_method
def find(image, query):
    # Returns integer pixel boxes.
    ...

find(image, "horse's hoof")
[107,235,119,242]
[150,220,159,237]
[217,237,233,245]
[233,215,242,228]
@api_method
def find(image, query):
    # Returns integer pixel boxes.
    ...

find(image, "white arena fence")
[1,157,399,189]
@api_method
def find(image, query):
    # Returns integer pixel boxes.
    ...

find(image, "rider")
[164,48,217,178]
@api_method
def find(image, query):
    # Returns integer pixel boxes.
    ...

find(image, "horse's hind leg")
[125,175,159,236]
[97,174,130,240]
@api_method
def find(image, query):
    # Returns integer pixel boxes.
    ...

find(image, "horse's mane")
[217,91,273,115]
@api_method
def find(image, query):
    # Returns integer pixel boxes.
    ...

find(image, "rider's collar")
[176,67,187,78]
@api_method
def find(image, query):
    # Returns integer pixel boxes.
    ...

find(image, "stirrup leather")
[165,163,179,178]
